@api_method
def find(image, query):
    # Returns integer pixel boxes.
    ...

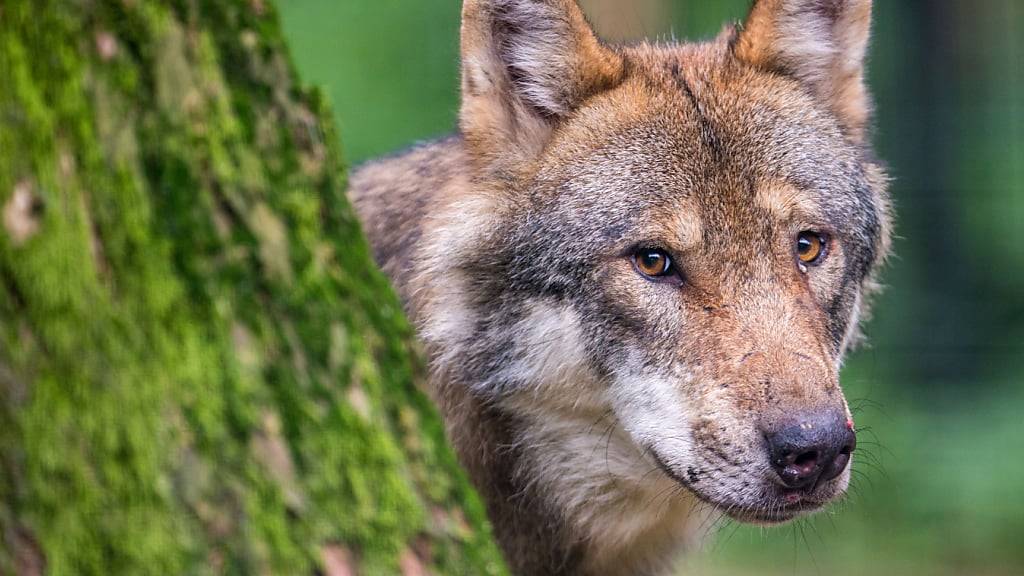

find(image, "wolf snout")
[764,411,856,491]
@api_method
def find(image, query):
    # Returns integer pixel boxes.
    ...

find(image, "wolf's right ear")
[460,0,624,175]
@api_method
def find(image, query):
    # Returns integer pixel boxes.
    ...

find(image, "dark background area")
[279,1,1024,574]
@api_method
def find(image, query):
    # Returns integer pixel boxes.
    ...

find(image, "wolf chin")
[349,0,892,574]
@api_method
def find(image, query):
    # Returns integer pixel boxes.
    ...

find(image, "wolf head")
[422,0,891,533]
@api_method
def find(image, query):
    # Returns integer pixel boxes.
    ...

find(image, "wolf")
[349,0,892,574]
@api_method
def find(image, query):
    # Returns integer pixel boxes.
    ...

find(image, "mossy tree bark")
[0,1,505,575]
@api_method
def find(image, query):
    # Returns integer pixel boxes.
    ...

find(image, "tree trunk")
[0,1,506,575]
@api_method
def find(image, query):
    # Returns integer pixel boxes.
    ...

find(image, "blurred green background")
[278,1,1024,574]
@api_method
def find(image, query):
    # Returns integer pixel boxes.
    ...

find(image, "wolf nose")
[765,412,856,490]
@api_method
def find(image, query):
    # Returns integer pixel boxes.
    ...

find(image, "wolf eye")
[796,232,828,266]
[633,249,679,282]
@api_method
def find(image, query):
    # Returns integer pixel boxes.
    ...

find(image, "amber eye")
[796,231,828,266]
[633,249,676,280]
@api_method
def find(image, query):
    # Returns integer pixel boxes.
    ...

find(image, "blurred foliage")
[280,0,1024,574]
[279,0,462,165]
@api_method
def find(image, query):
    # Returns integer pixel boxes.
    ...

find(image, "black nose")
[765,412,856,490]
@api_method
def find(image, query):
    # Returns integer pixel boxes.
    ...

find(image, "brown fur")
[349,1,891,574]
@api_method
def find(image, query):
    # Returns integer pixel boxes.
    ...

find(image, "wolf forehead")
[472,48,885,277]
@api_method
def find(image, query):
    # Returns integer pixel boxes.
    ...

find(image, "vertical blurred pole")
[902,0,1021,388]
[908,0,979,387]
[867,0,986,391]
[872,0,1024,391]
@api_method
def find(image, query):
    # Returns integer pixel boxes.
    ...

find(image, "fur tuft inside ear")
[460,0,624,173]
[495,1,594,116]
[734,0,874,143]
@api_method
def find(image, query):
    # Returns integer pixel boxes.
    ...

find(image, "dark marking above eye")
[678,76,725,162]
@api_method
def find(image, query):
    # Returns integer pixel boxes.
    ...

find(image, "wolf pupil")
[637,251,670,277]
[797,232,825,264]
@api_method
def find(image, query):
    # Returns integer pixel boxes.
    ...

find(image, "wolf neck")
[525,411,713,574]
[452,392,713,576]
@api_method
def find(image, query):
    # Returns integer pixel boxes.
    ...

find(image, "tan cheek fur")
[416,192,505,353]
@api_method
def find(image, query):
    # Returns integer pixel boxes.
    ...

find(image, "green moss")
[0,1,507,574]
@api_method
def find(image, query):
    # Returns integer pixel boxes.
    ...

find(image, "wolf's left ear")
[734,0,874,143]
[460,0,625,174]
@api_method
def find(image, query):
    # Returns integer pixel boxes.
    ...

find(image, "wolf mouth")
[649,450,828,525]
[722,500,825,525]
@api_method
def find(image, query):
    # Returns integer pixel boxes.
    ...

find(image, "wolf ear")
[460,0,625,173]
[734,0,874,143]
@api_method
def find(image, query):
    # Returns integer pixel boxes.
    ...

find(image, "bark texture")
[0,1,506,574]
